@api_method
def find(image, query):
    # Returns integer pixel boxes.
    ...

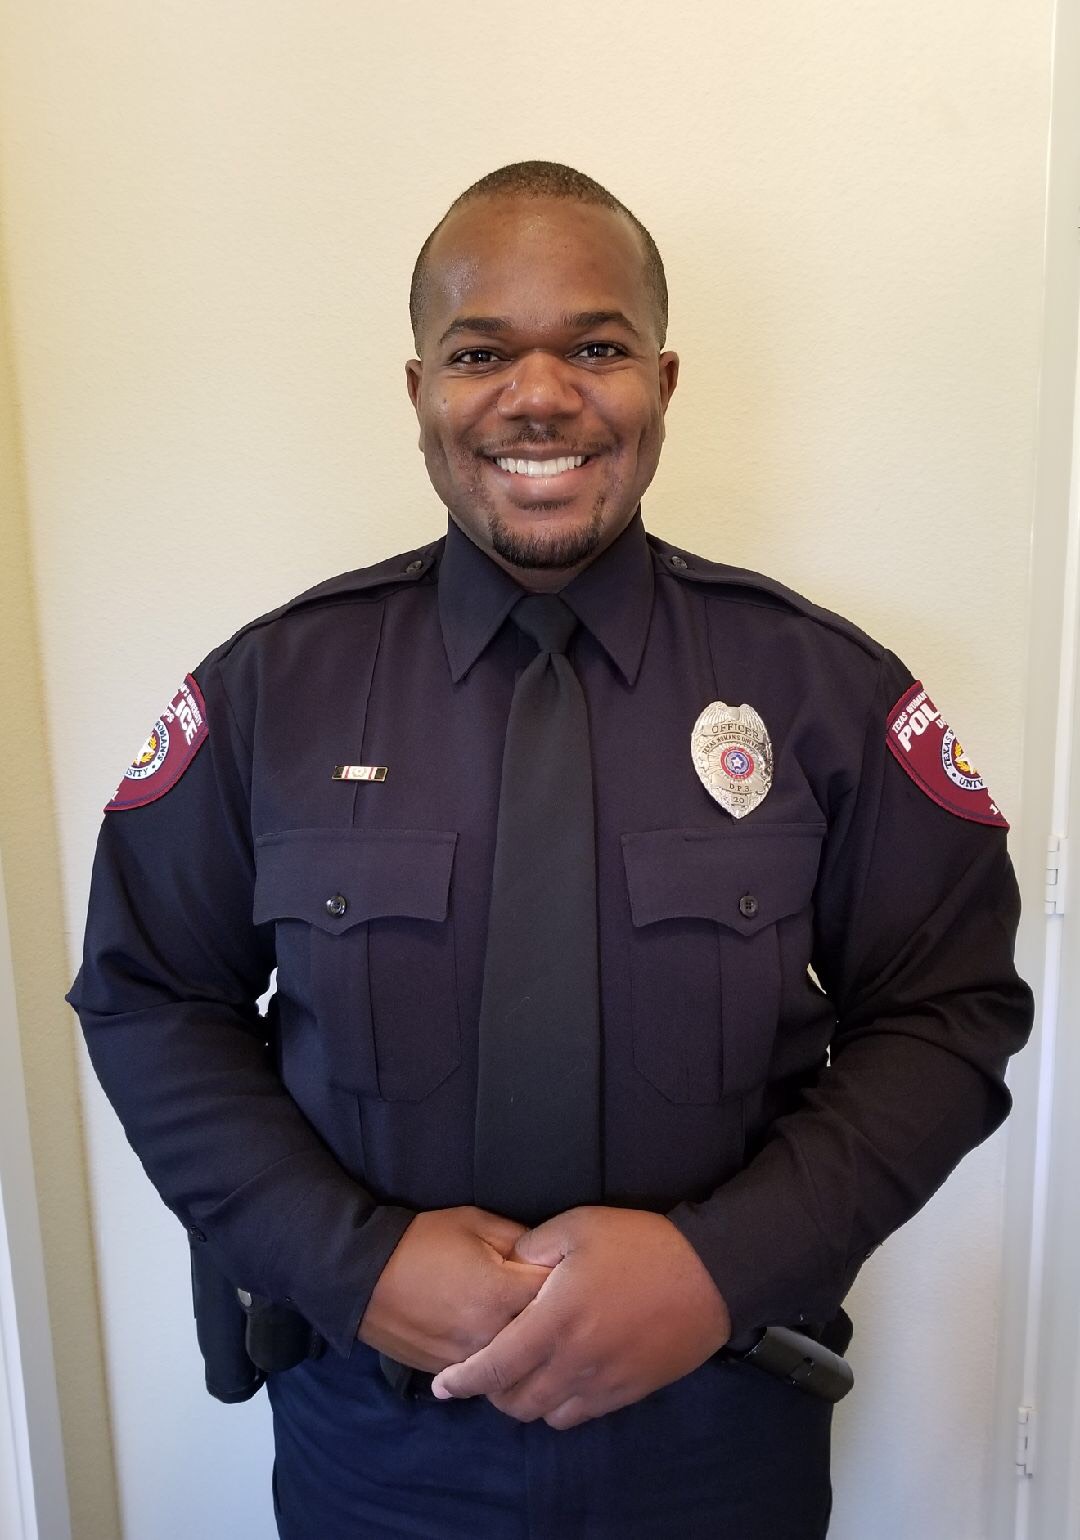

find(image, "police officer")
[69,162,1033,1538]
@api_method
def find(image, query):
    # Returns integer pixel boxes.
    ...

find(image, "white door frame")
[0,854,71,1539]
[992,1,1080,1533]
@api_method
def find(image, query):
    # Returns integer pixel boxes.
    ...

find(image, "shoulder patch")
[105,675,208,812]
[886,682,1007,829]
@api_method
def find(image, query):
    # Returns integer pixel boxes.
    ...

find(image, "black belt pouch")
[189,1237,265,1403]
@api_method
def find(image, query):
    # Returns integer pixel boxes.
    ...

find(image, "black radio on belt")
[723,1325,854,1402]
[236,1289,324,1375]
[189,1241,322,1402]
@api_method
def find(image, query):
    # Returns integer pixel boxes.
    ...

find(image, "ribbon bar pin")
[332,765,388,782]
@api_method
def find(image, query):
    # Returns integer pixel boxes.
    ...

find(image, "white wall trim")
[993,0,1080,1533]
[0,1176,38,1540]
[0,856,71,1540]
[1015,308,1080,1540]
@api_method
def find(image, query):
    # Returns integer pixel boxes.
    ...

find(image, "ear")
[658,351,679,413]
[405,358,423,412]
[405,359,425,449]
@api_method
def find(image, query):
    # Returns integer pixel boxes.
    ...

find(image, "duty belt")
[378,1315,855,1405]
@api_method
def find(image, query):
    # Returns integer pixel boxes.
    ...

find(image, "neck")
[498,560,582,593]
[447,508,641,592]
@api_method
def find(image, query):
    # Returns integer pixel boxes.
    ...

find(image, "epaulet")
[210,536,444,666]
[646,533,882,661]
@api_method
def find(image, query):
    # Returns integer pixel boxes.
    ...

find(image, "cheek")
[613,407,662,462]
[419,403,452,458]
[427,398,475,456]
[641,404,666,450]
[602,386,663,448]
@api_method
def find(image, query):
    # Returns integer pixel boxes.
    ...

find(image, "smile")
[492,454,590,477]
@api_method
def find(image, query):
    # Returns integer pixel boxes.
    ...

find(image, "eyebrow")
[436,310,644,347]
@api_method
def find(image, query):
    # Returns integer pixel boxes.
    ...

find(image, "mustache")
[477,436,608,457]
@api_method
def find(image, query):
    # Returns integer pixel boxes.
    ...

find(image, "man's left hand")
[429,1206,731,1429]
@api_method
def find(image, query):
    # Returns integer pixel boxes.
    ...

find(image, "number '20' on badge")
[691,701,773,819]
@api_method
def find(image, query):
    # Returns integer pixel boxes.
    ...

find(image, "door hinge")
[1045,835,1068,915]
[1016,1404,1036,1477]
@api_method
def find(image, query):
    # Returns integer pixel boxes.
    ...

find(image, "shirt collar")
[438,510,655,686]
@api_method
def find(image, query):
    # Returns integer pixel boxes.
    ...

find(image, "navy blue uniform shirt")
[69,512,1033,1361]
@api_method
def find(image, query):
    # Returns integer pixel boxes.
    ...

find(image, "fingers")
[431,1315,639,1429]
[430,1301,615,1429]
[431,1299,551,1401]
[480,1367,627,1429]
[485,1362,601,1426]
[509,1210,580,1269]
[499,1259,553,1313]
[468,1208,531,1256]
[459,1259,548,1354]
[543,1395,589,1431]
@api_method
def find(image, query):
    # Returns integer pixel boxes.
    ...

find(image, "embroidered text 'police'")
[691,702,773,819]
[886,682,1008,828]
[105,674,209,812]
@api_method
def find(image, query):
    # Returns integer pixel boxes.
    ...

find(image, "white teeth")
[494,455,587,476]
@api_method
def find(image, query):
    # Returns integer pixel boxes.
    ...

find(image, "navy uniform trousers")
[268,1344,832,1539]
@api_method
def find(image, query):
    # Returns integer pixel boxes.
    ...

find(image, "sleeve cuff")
[337,1204,417,1358]
[667,1134,847,1340]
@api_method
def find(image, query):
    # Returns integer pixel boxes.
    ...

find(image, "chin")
[487,508,606,572]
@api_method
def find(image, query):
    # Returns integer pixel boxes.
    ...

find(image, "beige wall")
[0,2,1054,1535]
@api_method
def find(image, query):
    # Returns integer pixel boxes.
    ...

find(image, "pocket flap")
[622,825,823,935]
[254,828,457,933]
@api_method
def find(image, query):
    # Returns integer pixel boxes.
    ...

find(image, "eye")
[574,342,626,361]
[449,348,503,367]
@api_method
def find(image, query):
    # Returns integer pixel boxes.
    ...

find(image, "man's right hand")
[357,1206,552,1373]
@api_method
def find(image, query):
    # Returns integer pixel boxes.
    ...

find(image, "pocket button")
[325,893,348,918]
[738,893,759,919]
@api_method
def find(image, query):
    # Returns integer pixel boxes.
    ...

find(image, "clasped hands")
[358,1204,731,1431]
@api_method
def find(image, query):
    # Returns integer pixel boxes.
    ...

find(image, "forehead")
[422,196,652,339]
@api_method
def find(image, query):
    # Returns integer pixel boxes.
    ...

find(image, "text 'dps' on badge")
[332,765,388,782]
[105,674,209,812]
[691,702,773,819]
[886,682,1008,828]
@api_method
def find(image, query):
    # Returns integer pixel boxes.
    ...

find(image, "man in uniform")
[69,162,1033,1538]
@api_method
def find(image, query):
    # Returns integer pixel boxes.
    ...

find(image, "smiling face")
[406,196,679,588]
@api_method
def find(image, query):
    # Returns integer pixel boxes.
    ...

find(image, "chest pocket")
[254,828,460,1102]
[622,825,824,1104]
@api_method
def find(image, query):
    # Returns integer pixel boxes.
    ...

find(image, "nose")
[497,350,582,422]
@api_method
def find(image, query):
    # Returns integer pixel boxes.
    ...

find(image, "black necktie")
[473,593,602,1224]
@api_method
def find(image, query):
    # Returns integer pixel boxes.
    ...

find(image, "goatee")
[487,506,605,571]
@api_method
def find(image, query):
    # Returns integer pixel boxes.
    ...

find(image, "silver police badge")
[691,701,773,819]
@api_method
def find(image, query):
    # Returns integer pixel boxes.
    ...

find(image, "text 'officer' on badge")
[691,701,774,819]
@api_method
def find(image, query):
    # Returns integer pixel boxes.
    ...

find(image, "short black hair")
[409,160,668,351]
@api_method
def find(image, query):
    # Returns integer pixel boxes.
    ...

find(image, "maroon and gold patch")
[105,674,208,812]
[886,682,1007,828]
